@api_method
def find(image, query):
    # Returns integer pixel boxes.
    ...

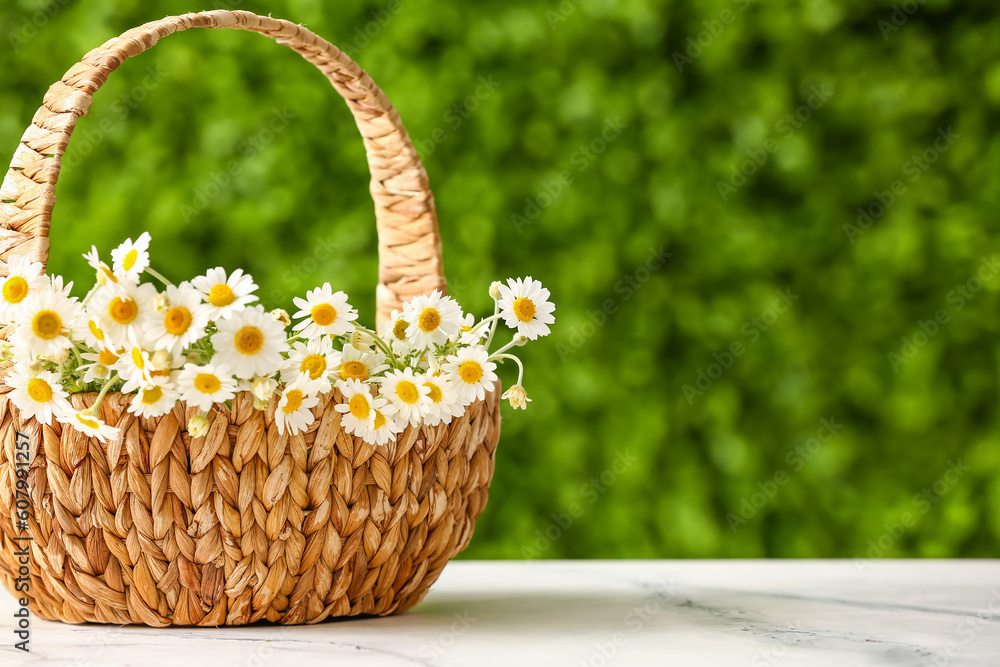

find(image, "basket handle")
[0,10,445,324]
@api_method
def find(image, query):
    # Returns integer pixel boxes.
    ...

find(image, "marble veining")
[2,560,998,666]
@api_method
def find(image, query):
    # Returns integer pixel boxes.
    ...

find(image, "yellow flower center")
[99,348,118,365]
[234,326,264,355]
[123,249,139,271]
[194,373,221,394]
[88,320,105,341]
[164,307,192,335]
[208,284,235,307]
[131,348,144,369]
[512,297,536,322]
[76,414,100,429]
[282,389,304,414]
[424,382,443,404]
[392,318,409,340]
[418,307,441,332]
[109,297,138,324]
[348,394,370,420]
[339,361,369,381]
[300,354,327,380]
[373,410,386,430]
[3,276,29,304]
[311,303,337,327]
[27,378,52,403]
[31,310,62,340]
[459,361,483,385]
[141,386,163,405]
[395,380,419,404]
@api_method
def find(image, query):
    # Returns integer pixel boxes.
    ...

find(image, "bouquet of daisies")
[0,233,555,445]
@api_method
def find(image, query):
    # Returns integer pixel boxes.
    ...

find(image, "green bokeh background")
[1,0,998,559]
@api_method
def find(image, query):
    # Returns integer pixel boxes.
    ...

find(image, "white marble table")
[1,560,999,666]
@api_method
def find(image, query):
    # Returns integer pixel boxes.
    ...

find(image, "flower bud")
[271,309,291,326]
[489,281,503,300]
[351,330,373,351]
[27,359,45,376]
[251,375,277,403]
[501,384,531,410]
[151,350,173,372]
[513,333,529,347]
[95,269,107,287]
[93,364,110,380]
[188,414,210,438]
[152,294,170,313]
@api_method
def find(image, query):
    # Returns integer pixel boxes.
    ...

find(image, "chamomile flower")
[111,232,151,281]
[366,407,403,446]
[403,291,464,349]
[67,410,120,443]
[334,379,386,440]
[497,276,555,340]
[457,313,487,345]
[0,255,48,323]
[332,345,389,383]
[283,337,338,392]
[128,382,179,419]
[192,267,258,319]
[115,346,157,394]
[143,282,210,354]
[6,365,71,425]
[79,347,121,383]
[177,362,238,412]
[11,289,79,358]
[442,346,498,403]
[379,368,431,427]
[502,384,531,410]
[83,246,120,287]
[89,281,156,347]
[420,373,464,426]
[292,283,358,338]
[382,309,412,354]
[274,376,324,436]
[74,316,110,350]
[211,306,289,379]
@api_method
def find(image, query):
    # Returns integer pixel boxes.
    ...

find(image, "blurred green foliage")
[1,0,998,559]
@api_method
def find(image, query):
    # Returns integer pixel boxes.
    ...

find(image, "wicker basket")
[0,10,502,626]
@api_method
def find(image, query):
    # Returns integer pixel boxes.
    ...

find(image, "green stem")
[487,352,524,386]
[490,337,521,358]
[80,283,100,307]
[88,374,119,413]
[356,326,398,366]
[483,303,502,351]
[145,267,174,288]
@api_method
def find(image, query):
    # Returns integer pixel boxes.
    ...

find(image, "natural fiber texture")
[0,11,502,626]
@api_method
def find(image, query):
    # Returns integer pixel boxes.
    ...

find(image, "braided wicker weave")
[0,11,501,626]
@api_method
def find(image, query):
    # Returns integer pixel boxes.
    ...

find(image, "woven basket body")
[0,11,501,626]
